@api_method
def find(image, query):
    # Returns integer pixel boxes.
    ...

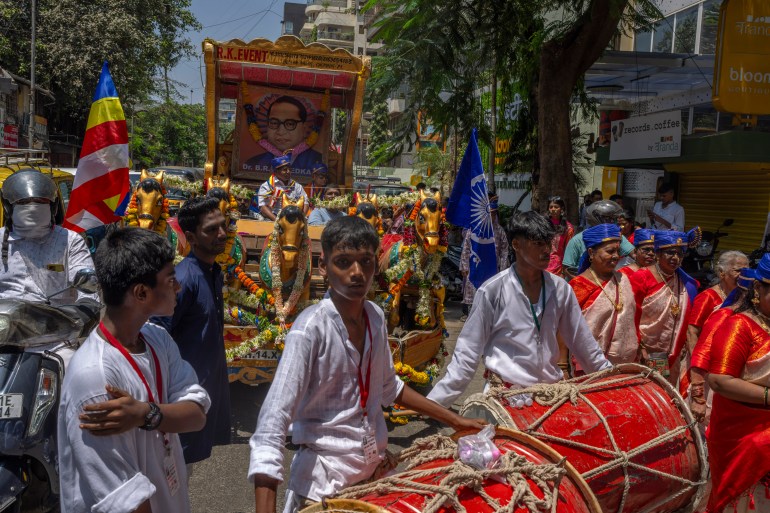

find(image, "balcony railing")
[316,31,354,42]
[307,0,347,7]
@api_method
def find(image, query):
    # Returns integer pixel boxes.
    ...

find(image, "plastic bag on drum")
[457,425,501,470]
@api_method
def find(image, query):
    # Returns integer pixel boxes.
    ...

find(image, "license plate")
[0,394,22,419]
[243,350,279,361]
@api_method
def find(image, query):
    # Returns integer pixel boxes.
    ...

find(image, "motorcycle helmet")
[1,169,58,227]
[585,200,622,227]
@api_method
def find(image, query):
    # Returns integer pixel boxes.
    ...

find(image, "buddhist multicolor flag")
[63,62,130,233]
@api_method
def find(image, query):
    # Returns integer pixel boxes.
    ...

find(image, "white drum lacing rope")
[488,366,707,513]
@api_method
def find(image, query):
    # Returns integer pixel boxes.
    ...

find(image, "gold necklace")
[588,268,623,312]
[753,309,770,335]
[655,264,680,316]
[715,283,727,301]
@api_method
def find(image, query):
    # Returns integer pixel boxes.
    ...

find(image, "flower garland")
[230,183,253,201]
[162,175,205,196]
[270,220,311,328]
[241,82,330,149]
[393,343,448,386]
[312,193,351,210]
[123,187,170,235]
[224,323,287,362]
[377,191,420,208]
[216,222,239,268]
[229,270,275,309]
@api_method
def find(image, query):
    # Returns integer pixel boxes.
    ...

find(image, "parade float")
[184,36,449,387]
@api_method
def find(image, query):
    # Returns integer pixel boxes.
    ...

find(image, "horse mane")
[138,178,163,194]
[421,198,439,213]
[207,187,229,202]
[356,202,378,220]
[278,205,305,224]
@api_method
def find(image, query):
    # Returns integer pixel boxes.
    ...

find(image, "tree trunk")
[533,0,631,223]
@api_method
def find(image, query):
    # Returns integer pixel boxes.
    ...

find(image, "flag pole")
[28,0,36,149]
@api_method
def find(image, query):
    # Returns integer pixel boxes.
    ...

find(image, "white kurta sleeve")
[673,205,685,232]
[380,320,405,406]
[248,327,313,483]
[62,374,156,513]
[558,288,612,373]
[427,288,491,407]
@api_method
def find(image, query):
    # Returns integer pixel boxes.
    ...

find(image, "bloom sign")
[713,0,770,114]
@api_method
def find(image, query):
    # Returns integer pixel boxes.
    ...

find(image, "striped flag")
[62,62,130,233]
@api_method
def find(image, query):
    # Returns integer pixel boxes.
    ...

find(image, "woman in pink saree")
[545,197,574,277]
[569,223,640,375]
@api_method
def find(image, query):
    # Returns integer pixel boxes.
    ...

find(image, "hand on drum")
[504,393,533,409]
[449,415,488,433]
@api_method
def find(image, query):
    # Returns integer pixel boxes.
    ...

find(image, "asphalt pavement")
[188,299,486,513]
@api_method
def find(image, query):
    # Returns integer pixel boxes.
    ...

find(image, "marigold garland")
[313,193,351,210]
[269,219,311,327]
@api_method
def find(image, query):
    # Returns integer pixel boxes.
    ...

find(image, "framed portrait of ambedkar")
[233,85,331,184]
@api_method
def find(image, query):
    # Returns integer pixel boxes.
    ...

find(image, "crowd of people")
[1,158,767,513]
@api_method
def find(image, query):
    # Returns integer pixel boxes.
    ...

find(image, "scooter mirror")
[72,268,99,294]
[724,219,734,227]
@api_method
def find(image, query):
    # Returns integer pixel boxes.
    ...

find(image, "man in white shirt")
[428,211,611,409]
[59,228,210,513]
[249,216,484,513]
[648,183,685,231]
[251,153,309,221]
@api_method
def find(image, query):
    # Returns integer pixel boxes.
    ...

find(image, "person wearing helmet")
[562,199,636,279]
[0,169,96,307]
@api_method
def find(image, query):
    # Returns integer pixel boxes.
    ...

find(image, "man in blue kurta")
[155,196,231,471]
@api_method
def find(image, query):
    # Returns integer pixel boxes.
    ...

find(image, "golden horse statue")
[259,194,311,323]
[123,170,179,249]
[380,190,447,332]
[354,192,382,234]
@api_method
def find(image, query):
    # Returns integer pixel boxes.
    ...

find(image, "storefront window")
[674,6,699,54]
[699,0,723,54]
[692,105,718,134]
[652,15,675,53]
[634,29,652,52]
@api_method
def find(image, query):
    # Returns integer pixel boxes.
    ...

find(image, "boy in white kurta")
[249,216,485,513]
[59,228,210,513]
[428,211,611,408]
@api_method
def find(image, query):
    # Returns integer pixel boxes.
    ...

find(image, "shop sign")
[609,111,682,161]
[0,124,18,148]
[713,0,770,114]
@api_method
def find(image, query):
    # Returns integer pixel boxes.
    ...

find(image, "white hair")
[716,250,748,275]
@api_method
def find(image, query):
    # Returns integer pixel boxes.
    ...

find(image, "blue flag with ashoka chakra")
[446,128,497,288]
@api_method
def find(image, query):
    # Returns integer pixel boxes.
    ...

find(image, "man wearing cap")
[459,193,508,321]
[305,162,330,216]
[251,153,309,221]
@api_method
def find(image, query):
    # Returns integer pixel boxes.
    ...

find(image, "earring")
[753,290,761,306]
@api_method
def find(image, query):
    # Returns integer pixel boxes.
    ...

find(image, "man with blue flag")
[427,132,610,409]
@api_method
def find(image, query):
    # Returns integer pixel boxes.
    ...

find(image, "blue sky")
[171,0,283,105]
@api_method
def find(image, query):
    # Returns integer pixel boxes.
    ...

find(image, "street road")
[188,300,485,513]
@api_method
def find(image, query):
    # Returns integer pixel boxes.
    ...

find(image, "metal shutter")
[678,171,770,254]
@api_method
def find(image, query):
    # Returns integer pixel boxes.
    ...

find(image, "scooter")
[683,218,733,289]
[440,244,464,300]
[0,269,100,513]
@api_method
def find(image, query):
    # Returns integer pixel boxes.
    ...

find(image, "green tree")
[367,101,389,165]
[332,109,347,146]
[0,0,200,136]
[130,102,206,169]
[413,146,452,195]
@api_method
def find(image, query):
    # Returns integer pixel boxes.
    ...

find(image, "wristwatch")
[139,402,163,431]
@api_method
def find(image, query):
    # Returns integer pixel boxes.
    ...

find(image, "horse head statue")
[207,176,234,219]
[355,192,380,232]
[275,194,306,282]
[414,190,442,254]
[134,169,166,231]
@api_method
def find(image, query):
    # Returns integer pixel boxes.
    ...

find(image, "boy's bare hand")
[79,385,150,436]
[449,415,488,433]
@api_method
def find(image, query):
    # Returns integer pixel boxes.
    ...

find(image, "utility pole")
[28,0,36,149]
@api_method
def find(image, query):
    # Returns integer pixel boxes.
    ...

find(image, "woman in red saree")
[618,228,656,277]
[628,228,700,387]
[685,252,748,416]
[707,255,770,512]
[545,197,574,277]
[569,224,639,374]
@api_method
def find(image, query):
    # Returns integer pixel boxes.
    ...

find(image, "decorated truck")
[157,36,448,388]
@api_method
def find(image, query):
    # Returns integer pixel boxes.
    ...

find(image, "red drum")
[301,428,601,513]
[460,364,707,513]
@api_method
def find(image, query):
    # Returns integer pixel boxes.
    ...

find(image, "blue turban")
[633,228,655,247]
[653,227,701,250]
[577,224,621,274]
[312,162,328,175]
[271,153,291,170]
[721,267,756,308]
[651,227,702,306]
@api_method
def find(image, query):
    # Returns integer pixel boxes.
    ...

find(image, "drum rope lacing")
[487,366,707,513]
[335,433,568,513]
